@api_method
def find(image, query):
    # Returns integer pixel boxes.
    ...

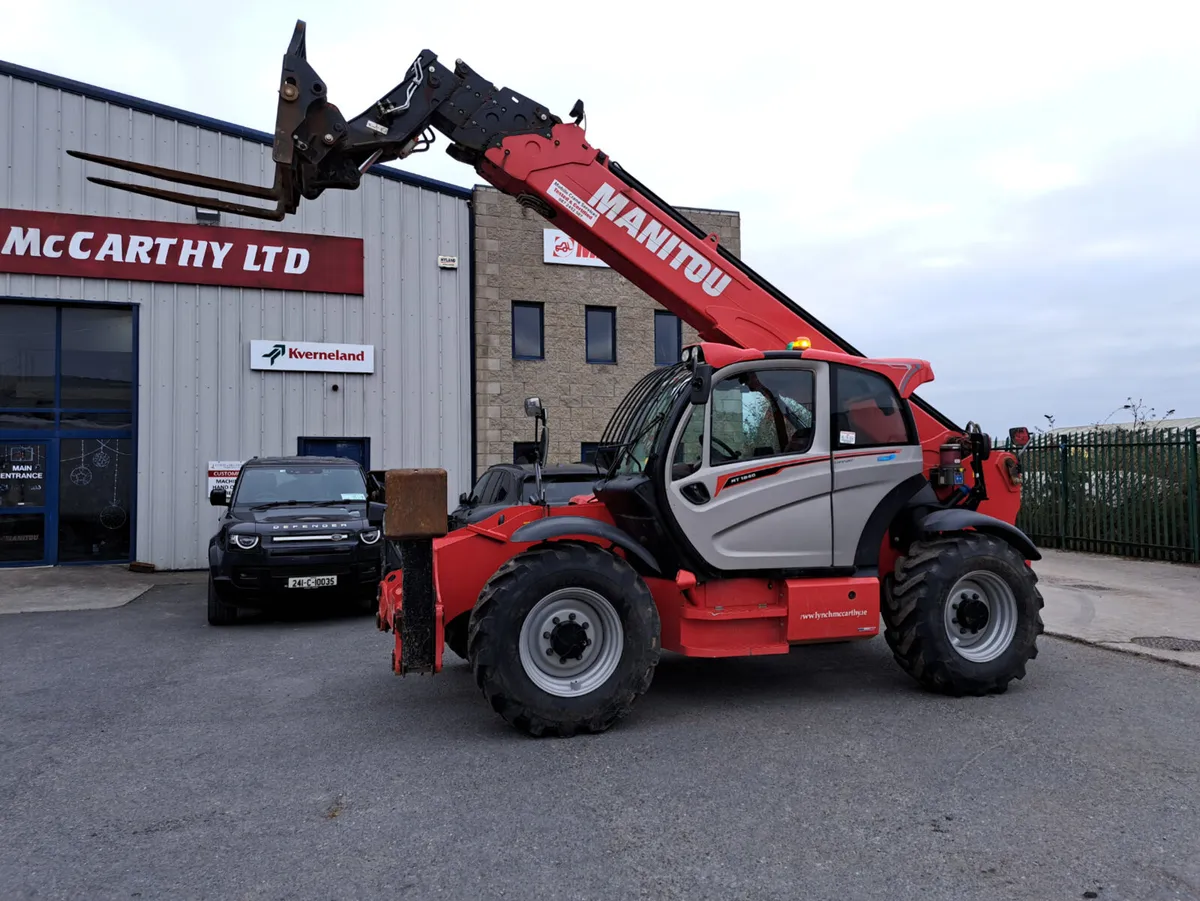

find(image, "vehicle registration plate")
[286,575,338,589]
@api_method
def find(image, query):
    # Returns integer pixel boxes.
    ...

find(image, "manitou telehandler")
[72,21,1044,737]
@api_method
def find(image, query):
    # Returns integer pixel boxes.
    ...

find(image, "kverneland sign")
[0,208,364,294]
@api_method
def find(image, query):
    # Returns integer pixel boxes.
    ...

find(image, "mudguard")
[917,508,1042,561]
[509,516,663,575]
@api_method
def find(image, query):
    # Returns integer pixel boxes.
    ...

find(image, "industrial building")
[0,59,740,570]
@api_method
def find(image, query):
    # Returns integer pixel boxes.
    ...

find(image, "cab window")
[709,368,816,466]
[671,408,705,480]
[832,365,915,449]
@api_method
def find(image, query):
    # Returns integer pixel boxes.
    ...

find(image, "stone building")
[471,186,742,470]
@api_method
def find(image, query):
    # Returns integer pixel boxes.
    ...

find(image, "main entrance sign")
[0,208,365,294]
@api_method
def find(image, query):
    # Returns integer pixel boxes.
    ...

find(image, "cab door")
[664,361,833,571]
[829,363,924,566]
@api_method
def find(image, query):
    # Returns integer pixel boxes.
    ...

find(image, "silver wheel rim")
[943,570,1019,663]
[518,587,624,698]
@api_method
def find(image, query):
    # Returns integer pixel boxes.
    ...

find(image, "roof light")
[788,337,811,350]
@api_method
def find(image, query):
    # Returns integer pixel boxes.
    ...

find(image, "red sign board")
[0,208,364,294]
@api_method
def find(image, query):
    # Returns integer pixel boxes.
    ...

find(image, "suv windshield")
[522,477,597,504]
[233,464,367,507]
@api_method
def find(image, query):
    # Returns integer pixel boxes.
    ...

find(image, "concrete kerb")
[0,565,206,615]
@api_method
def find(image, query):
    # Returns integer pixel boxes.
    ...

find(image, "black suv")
[206,456,386,625]
[448,462,600,530]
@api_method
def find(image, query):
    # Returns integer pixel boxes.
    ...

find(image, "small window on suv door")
[709,368,816,466]
[832,365,914,449]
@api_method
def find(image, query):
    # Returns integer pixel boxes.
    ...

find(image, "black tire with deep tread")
[466,541,661,737]
[207,576,238,626]
[883,532,1044,696]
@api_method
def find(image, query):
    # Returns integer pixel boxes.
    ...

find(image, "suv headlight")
[359,528,381,545]
[231,533,260,550]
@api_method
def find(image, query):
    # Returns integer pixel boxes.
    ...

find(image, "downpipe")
[378,469,448,675]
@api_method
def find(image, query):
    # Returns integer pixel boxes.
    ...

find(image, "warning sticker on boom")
[548,180,599,227]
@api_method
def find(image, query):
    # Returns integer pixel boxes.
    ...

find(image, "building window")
[513,441,539,464]
[512,301,544,360]
[654,311,682,366]
[580,442,600,464]
[585,306,616,364]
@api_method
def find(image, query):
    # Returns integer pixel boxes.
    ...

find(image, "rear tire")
[883,533,1044,696]
[207,576,238,626]
[467,542,661,737]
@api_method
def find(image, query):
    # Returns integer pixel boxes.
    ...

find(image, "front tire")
[883,533,1044,696]
[207,575,238,626]
[467,542,661,737]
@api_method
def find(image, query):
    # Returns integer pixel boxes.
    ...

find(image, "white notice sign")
[207,461,243,495]
[250,340,375,373]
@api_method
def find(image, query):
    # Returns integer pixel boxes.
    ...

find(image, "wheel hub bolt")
[543,631,551,639]
[582,622,589,630]
[546,648,554,656]
[552,617,560,625]
[569,613,576,621]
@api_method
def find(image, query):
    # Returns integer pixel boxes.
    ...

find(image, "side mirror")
[459,492,470,505]
[367,501,386,524]
[524,396,544,419]
[1009,426,1031,448]
[689,364,713,405]
[209,488,228,507]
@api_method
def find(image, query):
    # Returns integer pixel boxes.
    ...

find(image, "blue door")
[297,437,370,470]
[0,301,137,567]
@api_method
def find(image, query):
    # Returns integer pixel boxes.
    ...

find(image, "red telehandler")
[72,21,1043,736]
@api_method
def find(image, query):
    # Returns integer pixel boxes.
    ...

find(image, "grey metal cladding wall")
[0,73,472,570]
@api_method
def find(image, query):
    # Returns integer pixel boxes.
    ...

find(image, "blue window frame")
[586,306,616,364]
[654,311,682,366]
[0,300,138,567]
[512,301,544,360]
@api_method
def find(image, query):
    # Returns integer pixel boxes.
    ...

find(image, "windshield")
[522,477,598,503]
[600,363,693,476]
[232,464,367,506]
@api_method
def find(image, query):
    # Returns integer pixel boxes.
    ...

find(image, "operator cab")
[593,341,925,579]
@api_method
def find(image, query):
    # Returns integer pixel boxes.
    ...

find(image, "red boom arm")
[66,20,1020,525]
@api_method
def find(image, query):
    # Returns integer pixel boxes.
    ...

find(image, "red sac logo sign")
[0,208,365,294]
[542,228,609,268]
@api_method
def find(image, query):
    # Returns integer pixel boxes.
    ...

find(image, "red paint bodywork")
[381,124,1026,673]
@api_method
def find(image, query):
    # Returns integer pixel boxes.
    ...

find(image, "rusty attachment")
[384,469,449,539]
[280,82,299,101]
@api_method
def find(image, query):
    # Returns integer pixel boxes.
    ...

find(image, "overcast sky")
[4,1,1198,432]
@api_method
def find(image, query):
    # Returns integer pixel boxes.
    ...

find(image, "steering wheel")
[711,436,742,462]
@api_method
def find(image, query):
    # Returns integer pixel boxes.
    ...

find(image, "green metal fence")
[995,428,1199,563]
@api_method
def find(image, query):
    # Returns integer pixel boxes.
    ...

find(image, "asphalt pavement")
[2,583,1198,901]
